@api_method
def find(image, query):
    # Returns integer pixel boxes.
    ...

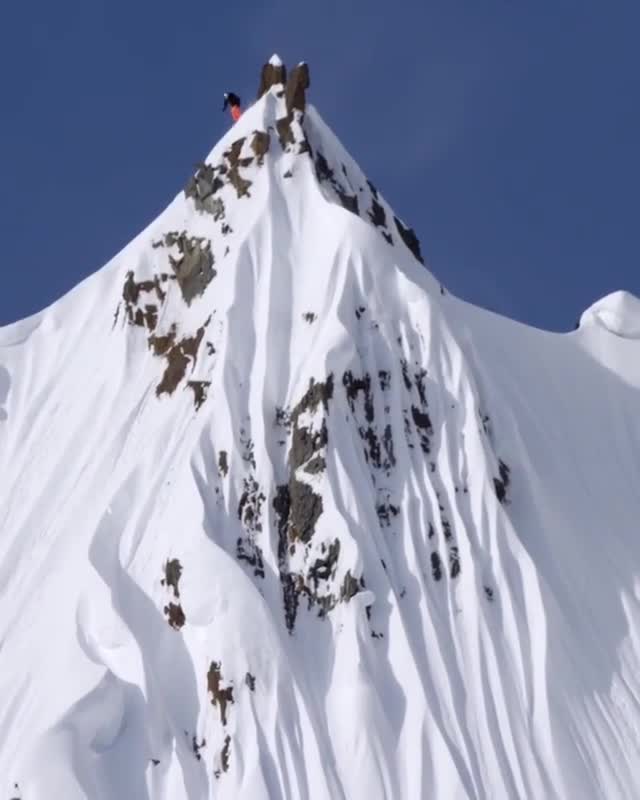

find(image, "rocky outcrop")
[285,62,310,115]
[257,56,287,98]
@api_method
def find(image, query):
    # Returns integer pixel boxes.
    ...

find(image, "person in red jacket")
[222,92,242,122]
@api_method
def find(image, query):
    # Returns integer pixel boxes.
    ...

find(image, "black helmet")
[222,92,241,111]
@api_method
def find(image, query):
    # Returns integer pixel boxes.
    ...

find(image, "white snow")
[580,289,640,338]
[2,81,640,800]
[269,53,283,66]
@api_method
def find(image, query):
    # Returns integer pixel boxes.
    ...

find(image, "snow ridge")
[2,59,640,800]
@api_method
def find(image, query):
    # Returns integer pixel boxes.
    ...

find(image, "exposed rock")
[164,602,186,630]
[187,380,211,410]
[185,163,224,213]
[493,459,511,504]
[315,152,334,184]
[224,138,246,169]
[165,233,216,305]
[292,375,334,420]
[148,324,177,357]
[377,494,399,528]
[285,62,310,115]
[207,661,234,726]
[394,216,424,264]
[122,272,165,307]
[276,116,295,151]
[274,483,299,633]
[221,735,231,773]
[337,191,359,215]
[291,419,328,472]
[431,552,443,581]
[155,325,206,397]
[368,197,387,228]
[227,167,252,199]
[449,546,461,579]
[257,59,287,98]
[192,736,206,761]
[289,478,323,543]
[236,536,265,579]
[340,571,361,602]
[238,477,266,534]
[122,272,167,330]
[309,539,340,588]
[303,455,326,475]
[161,558,183,598]
[245,672,256,691]
[218,450,229,477]
[250,131,271,165]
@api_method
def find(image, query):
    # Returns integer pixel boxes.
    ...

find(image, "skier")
[222,92,242,122]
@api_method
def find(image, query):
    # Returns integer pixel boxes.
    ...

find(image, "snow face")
[2,77,640,800]
[580,290,640,338]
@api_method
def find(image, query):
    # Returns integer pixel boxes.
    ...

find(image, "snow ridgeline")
[1,57,640,800]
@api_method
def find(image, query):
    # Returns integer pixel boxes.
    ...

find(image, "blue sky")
[1,0,638,330]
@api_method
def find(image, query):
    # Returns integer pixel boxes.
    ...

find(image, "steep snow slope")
[2,60,640,800]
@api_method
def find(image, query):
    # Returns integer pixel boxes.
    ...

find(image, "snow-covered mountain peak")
[2,57,640,800]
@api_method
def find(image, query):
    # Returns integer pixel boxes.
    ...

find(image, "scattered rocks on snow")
[160,232,216,306]
[121,271,169,331]
[164,602,186,630]
[161,558,183,599]
[187,380,210,411]
[250,131,271,165]
[207,661,234,726]
[150,321,208,398]
[493,459,511,504]
[214,735,232,779]
[218,450,229,477]
[394,216,424,264]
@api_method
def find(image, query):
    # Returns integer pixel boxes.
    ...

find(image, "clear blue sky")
[1,1,638,330]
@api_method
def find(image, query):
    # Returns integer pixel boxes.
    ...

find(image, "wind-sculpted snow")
[2,58,640,800]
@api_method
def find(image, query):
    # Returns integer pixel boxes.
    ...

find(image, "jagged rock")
[220,735,231,773]
[154,325,207,397]
[309,539,340,588]
[187,380,210,411]
[164,233,216,305]
[121,272,167,330]
[394,216,424,264]
[276,116,295,151]
[251,131,271,165]
[164,602,186,630]
[218,450,229,477]
[207,661,234,726]
[431,552,443,581]
[286,62,310,115]
[257,55,287,98]
[289,478,323,543]
[340,571,361,602]
[368,197,387,228]
[161,559,183,598]
[185,163,224,212]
